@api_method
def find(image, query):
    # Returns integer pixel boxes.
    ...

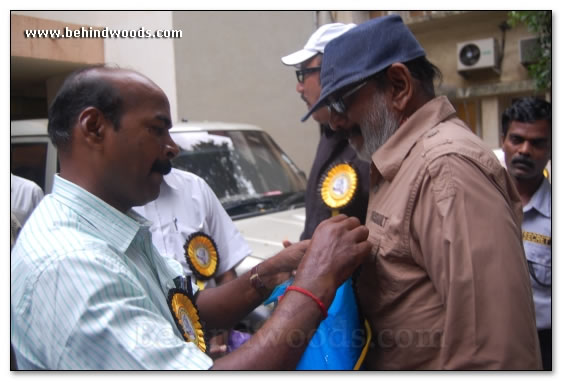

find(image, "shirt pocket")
[365,211,406,259]
[526,244,551,288]
[365,220,406,294]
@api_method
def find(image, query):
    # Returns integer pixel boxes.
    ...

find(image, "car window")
[171,129,306,219]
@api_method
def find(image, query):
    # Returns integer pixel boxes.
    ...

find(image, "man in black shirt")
[282,23,370,240]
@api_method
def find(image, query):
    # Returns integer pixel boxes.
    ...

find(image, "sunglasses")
[296,67,321,83]
[326,80,369,115]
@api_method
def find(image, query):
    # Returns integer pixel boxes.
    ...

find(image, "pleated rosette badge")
[319,162,359,216]
[168,286,208,354]
[184,232,220,288]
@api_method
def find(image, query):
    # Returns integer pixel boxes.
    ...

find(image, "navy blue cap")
[302,15,425,122]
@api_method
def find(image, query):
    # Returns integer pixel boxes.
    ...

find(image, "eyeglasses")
[296,67,321,83]
[327,80,368,115]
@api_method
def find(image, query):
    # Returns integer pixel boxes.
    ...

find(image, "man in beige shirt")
[304,15,541,370]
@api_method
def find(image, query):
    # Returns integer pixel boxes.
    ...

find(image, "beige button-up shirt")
[357,96,541,370]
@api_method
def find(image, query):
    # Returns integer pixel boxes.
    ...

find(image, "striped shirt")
[11,175,213,370]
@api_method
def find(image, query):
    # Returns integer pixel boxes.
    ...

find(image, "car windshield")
[171,129,306,219]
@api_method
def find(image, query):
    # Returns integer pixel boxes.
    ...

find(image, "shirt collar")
[51,174,149,253]
[371,96,458,181]
[524,177,551,218]
[162,168,181,191]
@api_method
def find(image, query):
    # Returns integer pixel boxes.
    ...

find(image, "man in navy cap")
[307,15,542,370]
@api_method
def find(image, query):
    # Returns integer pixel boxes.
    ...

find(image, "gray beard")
[356,92,400,163]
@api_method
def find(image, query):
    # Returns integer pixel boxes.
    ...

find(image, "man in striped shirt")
[11,66,371,370]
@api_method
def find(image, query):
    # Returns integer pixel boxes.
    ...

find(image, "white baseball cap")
[281,23,357,66]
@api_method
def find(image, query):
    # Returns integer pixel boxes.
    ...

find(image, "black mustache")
[151,159,172,175]
[511,156,535,168]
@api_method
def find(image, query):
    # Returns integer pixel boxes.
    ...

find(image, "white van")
[11,119,307,331]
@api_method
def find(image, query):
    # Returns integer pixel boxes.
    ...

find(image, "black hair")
[405,56,442,97]
[372,56,443,97]
[47,66,124,151]
[501,97,552,137]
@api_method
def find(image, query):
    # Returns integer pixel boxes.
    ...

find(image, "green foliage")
[508,11,552,90]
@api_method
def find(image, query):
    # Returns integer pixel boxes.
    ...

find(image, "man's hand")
[281,239,297,277]
[260,239,309,288]
[208,334,228,360]
[211,214,371,370]
[293,215,371,305]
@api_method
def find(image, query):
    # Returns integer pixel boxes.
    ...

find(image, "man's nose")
[296,81,304,94]
[518,140,532,156]
[164,135,179,159]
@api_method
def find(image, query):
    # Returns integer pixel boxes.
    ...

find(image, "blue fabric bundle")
[264,278,366,370]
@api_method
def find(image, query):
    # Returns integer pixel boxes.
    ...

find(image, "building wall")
[11,13,106,119]
[410,12,533,86]
[11,11,178,120]
[172,11,320,175]
[11,14,104,64]
[409,11,540,148]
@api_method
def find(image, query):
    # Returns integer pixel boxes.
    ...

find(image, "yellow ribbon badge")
[319,163,359,216]
[184,232,219,281]
[168,289,208,354]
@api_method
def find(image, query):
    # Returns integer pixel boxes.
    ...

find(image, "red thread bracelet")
[284,286,328,319]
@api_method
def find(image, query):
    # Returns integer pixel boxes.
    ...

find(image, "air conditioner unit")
[519,37,541,66]
[457,38,500,74]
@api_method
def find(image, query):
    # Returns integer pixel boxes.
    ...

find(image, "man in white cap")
[281,23,370,241]
[280,23,372,370]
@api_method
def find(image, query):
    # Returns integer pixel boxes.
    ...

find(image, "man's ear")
[77,107,107,148]
[385,63,413,114]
